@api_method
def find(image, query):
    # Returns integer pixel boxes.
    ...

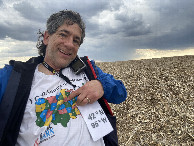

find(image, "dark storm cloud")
[0,22,38,41]
[1,0,110,42]
[13,1,46,23]
[142,0,194,50]
[143,24,194,49]
[1,0,150,43]
[0,0,3,6]
[12,0,108,22]
[149,0,194,14]
[39,0,109,18]
[71,1,109,17]
[148,0,194,25]
[1,0,194,63]
[0,1,46,41]
[87,12,151,38]
[114,13,151,37]
[80,35,137,62]
[85,1,151,39]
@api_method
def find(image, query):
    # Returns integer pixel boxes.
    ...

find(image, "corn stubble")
[97,55,194,146]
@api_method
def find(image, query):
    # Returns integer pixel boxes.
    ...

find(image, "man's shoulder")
[0,65,13,102]
[8,56,44,72]
[0,65,13,77]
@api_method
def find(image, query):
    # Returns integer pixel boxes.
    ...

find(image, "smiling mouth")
[59,49,71,56]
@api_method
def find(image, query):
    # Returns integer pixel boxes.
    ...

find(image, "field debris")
[97,55,194,146]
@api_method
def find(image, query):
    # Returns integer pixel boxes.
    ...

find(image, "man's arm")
[68,60,127,106]
[0,65,13,103]
[91,60,127,104]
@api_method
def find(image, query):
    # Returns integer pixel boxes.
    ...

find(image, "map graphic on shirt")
[35,89,80,127]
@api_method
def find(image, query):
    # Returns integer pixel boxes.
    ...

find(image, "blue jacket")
[0,56,127,146]
[0,59,127,104]
[0,65,13,102]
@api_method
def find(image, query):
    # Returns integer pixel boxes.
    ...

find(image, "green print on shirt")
[35,89,80,127]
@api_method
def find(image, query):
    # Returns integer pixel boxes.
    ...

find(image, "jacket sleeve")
[90,60,127,104]
[0,65,13,103]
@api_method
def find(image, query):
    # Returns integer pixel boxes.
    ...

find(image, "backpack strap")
[81,56,119,146]
[81,56,113,116]
[0,56,43,145]
[0,68,21,142]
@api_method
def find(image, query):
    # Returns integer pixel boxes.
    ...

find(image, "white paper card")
[78,101,113,141]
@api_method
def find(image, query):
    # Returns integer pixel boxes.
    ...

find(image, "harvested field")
[96,55,194,146]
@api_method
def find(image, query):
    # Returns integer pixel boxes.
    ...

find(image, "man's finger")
[68,88,81,101]
[76,93,87,105]
[77,96,90,106]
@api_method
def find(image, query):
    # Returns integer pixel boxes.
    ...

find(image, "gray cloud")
[1,0,194,63]
[143,24,194,50]
[140,0,194,50]
[13,1,46,23]
[72,1,109,17]
[0,22,39,41]
[36,0,109,18]
[1,0,110,42]
[85,2,152,39]
[114,13,151,37]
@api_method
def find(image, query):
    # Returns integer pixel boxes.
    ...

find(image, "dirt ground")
[96,55,194,146]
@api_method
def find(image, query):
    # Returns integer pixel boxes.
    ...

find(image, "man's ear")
[43,31,50,45]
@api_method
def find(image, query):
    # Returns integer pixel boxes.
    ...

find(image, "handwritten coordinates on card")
[78,101,113,141]
[88,109,108,128]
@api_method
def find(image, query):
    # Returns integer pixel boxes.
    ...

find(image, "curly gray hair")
[36,10,86,57]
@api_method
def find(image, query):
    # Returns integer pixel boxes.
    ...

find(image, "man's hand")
[68,80,104,106]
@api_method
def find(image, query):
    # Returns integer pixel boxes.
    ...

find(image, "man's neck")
[38,64,55,75]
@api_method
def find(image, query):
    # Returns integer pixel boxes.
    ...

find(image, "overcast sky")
[1,0,194,67]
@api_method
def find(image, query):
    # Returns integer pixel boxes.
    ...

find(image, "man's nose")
[63,37,74,48]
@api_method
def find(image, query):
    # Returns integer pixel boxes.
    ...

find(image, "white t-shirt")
[16,65,105,146]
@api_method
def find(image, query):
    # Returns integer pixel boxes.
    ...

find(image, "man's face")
[43,23,82,70]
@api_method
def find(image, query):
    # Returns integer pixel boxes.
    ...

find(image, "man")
[0,10,127,146]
